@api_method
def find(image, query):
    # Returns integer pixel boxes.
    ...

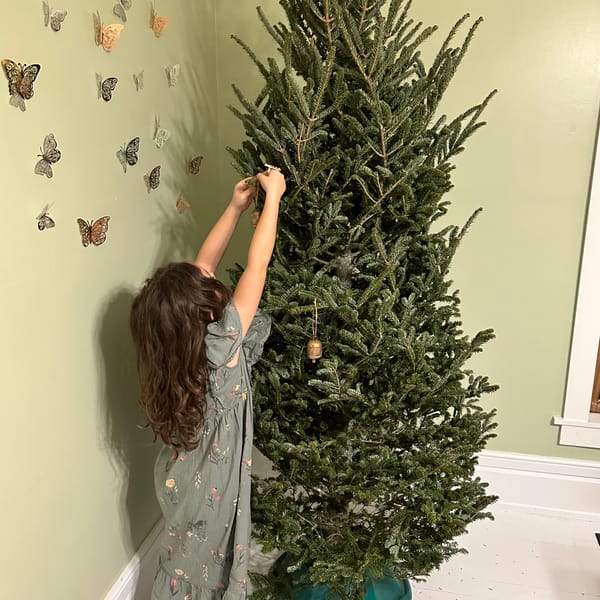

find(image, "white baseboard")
[105,451,600,599]
[476,450,600,520]
[104,519,162,600]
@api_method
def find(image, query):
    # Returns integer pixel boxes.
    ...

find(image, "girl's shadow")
[98,287,161,599]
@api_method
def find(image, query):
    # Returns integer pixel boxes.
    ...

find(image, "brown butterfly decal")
[176,196,191,214]
[77,216,110,247]
[93,11,124,52]
[1,59,41,111]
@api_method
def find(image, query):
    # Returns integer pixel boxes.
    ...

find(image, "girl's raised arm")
[233,169,285,336]
[194,178,257,276]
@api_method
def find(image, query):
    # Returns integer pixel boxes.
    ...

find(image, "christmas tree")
[227,1,498,598]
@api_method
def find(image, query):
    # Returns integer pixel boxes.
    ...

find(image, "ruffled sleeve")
[243,311,271,368]
[205,301,243,369]
[205,300,271,369]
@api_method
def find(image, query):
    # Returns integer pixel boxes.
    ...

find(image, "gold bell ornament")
[306,299,323,363]
[306,338,323,362]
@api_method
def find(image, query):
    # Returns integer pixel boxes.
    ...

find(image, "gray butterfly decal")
[132,70,144,91]
[113,3,127,21]
[34,133,61,178]
[43,2,67,32]
[124,136,139,165]
[188,155,203,175]
[113,0,132,22]
[37,204,55,231]
[153,116,170,148]
[144,166,161,193]
[116,136,140,173]
[96,74,118,102]
[165,63,180,87]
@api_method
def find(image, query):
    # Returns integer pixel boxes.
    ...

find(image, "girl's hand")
[231,177,258,212]
[256,168,286,198]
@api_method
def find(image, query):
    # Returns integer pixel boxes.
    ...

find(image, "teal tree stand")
[291,576,411,600]
[274,556,411,600]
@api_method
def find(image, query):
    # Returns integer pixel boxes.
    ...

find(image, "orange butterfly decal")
[77,216,110,247]
[93,11,124,52]
[151,6,169,38]
[176,196,191,214]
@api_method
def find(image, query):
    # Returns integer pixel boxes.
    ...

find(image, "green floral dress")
[151,301,271,600]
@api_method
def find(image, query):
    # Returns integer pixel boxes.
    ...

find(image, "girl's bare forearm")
[194,202,243,274]
[247,193,280,269]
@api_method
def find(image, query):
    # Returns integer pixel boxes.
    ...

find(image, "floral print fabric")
[151,301,271,599]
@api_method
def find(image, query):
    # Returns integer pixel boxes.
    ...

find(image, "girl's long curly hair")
[129,262,231,451]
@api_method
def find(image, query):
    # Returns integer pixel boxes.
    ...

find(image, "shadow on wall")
[97,208,202,597]
[97,287,157,587]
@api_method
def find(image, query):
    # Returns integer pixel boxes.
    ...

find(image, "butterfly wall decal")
[34,133,61,178]
[188,155,203,175]
[151,5,169,38]
[132,70,144,91]
[43,2,67,32]
[166,63,180,87]
[93,11,124,52]
[144,166,161,193]
[114,0,132,21]
[153,117,170,149]
[36,205,55,231]
[96,74,118,102]
[116,136,139,172]
[176,196,191,214]
[113,3,127,22]
[77,216,111,247]
[1,59,41,111]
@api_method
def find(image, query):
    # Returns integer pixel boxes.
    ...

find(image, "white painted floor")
[411,507,600,599]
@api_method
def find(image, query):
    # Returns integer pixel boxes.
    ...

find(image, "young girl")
[130,168,286,599]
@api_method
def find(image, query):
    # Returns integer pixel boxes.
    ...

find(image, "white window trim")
[553,119,600,448]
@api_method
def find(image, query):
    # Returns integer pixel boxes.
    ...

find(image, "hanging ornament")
[251,205,261,228]
[306,299,323,363]
[245,177,260,228]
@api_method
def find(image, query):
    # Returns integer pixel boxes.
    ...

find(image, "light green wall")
[2,2,600,599]
[0,1,224,598]
[216,1,600,460]
[404,0,600,460]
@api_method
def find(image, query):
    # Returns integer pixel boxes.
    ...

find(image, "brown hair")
[129,262,231,450]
